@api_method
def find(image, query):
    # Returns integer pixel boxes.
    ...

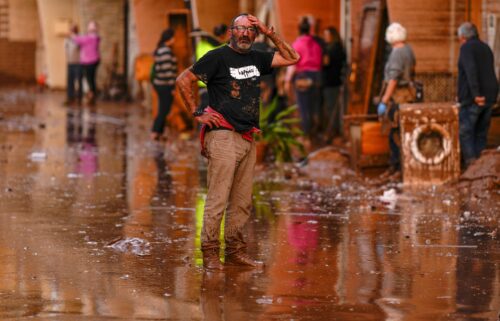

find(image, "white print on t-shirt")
[229,66,260,80]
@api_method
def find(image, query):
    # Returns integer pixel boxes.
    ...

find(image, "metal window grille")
[417,73,458,103]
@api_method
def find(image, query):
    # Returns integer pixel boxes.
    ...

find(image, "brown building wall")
[0,0,37,85]
[348,0,474,106]
[0,39,36,84]
[275,0,341,43]
[342,0,499,77]
[196,0,238,35]
[387,0,468,102]
[482,0,500,36]
[132,0,185,54]
[388,0,467,74]
[483,0,500,80]
[8,0,38,42]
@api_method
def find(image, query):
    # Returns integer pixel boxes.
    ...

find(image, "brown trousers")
[201,130,256,254]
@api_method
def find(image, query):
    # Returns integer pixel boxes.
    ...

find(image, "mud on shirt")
[190,45,274,132]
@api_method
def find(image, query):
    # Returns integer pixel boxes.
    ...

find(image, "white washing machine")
[400,103,461,185]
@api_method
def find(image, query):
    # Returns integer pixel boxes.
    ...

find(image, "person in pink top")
[72,21,100,105]
[285,17,323,145]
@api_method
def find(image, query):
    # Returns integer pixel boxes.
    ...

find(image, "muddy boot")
[202,248,224,271]
[225,251,264,268]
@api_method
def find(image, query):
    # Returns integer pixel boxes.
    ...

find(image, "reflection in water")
[454,224,497,320]
[200,269,263,321]
[0,92,498,320]
[260,190,349,320]
[67,109,84,144]
[67,109,98,176]
[200,272,224,321]
[287,216,319,256]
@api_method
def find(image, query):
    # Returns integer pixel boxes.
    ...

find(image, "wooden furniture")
[345,1,389,169]
[348,1,386,116]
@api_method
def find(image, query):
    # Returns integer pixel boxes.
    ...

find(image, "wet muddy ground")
[0,89,499,320]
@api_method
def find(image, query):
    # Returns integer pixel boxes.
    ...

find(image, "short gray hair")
[457,22,478,39]
[385,22,407,44]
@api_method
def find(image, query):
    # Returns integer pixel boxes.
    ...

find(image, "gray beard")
[231,39,251,52]
[238,42,251,50]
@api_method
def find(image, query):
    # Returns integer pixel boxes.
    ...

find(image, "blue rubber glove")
[377,102,387,116]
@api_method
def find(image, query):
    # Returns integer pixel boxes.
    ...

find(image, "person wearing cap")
[150,28,178,141]
[72,21,100,106]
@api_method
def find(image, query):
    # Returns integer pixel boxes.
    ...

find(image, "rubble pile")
[458,149,499,195]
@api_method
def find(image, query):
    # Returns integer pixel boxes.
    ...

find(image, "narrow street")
[0,89,498,320]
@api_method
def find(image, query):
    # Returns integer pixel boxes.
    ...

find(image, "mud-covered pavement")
[0,89,499,320]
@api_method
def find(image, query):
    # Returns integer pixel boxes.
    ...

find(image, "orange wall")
[0,39,36,84]
[132,0,185,54]
[196,0,238,35]
[387,0,467,73]
[275,0,341,43]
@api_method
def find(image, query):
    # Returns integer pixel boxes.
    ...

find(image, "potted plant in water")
[256,96,305,163]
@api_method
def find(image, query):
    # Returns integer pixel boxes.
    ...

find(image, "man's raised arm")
[247,15,300,67]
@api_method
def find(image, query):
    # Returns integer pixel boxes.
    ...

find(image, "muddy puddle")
[0,90,498,320]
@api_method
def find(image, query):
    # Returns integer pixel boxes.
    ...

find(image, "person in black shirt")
[151,29,177,141]
[177,13,299,271]
[321,26,346,142]
[457,22,499,167]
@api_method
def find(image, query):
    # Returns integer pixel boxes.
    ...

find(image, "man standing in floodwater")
[456,22,498,168]
[176,13,299,270]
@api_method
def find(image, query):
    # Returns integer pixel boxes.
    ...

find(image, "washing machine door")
[410,123,452,165]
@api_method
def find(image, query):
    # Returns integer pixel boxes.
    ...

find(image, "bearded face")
[231,32,252,51]
[230,16,257,52]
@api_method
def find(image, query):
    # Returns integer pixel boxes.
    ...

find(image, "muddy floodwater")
[0,89,499,320]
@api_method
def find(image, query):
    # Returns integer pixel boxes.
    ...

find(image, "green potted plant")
[256,96,305,163]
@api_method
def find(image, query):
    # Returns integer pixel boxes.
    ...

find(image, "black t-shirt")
[322,42,346,87]
[191,45,274,132]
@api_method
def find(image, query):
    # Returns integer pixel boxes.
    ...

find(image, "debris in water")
[256,296,274,305]
[29,152,47,161]
[414,244,477,248]
[106,237,152,256]
[67,173,81,178]
[379,188,398,209]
